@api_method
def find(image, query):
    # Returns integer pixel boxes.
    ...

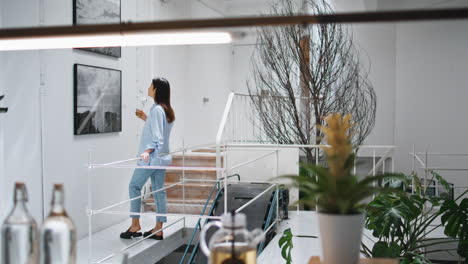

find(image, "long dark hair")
[152,78,175,123]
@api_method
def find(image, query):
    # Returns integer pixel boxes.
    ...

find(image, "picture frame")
[73,64,122,135]
[73,0,122,58]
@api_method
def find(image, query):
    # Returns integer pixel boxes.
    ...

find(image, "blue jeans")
[129,169,167,222]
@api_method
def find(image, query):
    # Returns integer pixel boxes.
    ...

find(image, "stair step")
[144,198,213,205]
[172,155,222,167]
[143,202,207,215]
[165,170,217,183]
[143,198,214,215]
[192,148,225,153]
[168,204,207,215]
[146,184,213,200]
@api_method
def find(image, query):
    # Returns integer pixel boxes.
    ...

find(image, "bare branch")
[247,0,377,161]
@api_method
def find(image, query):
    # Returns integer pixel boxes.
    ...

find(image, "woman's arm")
[145,107,165,153]
[139,108,164,163]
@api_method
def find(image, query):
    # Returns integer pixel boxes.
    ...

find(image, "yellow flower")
[320,113,353,179]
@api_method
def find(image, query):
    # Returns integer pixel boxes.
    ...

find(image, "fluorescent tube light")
[0,31,232,51]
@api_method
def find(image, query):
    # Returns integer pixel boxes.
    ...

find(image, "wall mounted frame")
[73,0,122,58]
[74,64,122,135]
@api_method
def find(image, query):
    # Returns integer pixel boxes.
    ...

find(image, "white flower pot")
[318,213,364,264]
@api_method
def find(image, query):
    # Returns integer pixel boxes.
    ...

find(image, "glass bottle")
[1,182,39,264]
[200,213,264,264]
[40,184,76,264]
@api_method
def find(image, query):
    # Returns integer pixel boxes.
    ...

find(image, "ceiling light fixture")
[0,31,233,51]
[0,8,468,51]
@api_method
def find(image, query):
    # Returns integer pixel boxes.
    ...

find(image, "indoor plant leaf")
[371,242,401,258]
[441,198,468,241]
[278,228,293,264]
[366,192,421,239]
[430,170,450,192]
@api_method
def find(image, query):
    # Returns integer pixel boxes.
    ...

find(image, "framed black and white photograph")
[73,0,121,58]
[74,64,122,135]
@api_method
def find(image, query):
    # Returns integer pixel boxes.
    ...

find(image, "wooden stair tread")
[192,148,225,153]
[166,169,217,174]
[168,198,214,203]
[165,184,216,187]
[173,155,219,160]
[144,198,213,204]
[164,183,213,188]
[164,183,216,187]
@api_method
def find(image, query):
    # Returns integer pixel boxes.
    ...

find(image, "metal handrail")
[215,92,236,147]
[187,175,242,264]
[258,189,278,254]
[187,188,224,264]
[179,174,241,264]
[215,92,235,178]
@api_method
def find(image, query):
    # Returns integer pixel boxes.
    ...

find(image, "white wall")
[351,23,396,146]
[0,0,239,240]
[0,0,235,242]
[0,0,6,257]
[149,0,233,150]
[1,0,44,223]
[151,0,190,151]
[181,1,233,147]
[0,0,157,238]
[394,20,468,189]
[329,0,397,147]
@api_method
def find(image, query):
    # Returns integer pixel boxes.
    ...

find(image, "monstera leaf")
[366,193,422,239]
[371,242,401,258]
[431,171,451,193]
[278,228,293,264]
[440,198,468,257]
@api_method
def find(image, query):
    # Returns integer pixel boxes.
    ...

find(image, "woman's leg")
[128,168,153,231]
[150,169,167,234]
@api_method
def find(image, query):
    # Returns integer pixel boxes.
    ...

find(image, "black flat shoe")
[120,229,142,239]
[143,230,163,240]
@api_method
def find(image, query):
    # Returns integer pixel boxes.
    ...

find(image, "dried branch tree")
[248,0,376,162]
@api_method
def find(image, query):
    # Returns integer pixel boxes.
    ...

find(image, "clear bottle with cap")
[40,184,77,264]
[1,182,39,264]
[200,212,265,264]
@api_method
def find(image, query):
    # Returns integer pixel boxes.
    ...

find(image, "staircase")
[143,151,222,215]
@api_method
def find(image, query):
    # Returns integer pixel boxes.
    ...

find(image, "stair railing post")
[391,148,395,173]
[216,92,235,180]
[223,147,228,214]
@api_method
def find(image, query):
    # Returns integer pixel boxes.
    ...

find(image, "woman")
[120,78,175,240]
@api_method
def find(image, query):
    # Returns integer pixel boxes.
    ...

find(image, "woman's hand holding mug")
[136,109,147,121]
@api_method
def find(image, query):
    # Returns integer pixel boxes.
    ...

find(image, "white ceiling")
[376,0,468,10]
[220,0,468,15]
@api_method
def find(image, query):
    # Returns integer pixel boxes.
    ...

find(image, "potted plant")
[364,171,468,263]
[283,113,401,264]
